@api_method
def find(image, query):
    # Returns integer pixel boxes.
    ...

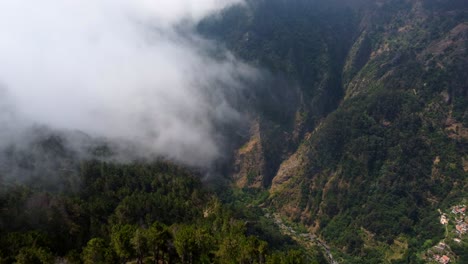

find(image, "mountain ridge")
[201,0,468,262]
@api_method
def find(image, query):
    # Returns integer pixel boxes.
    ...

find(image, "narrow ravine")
[264,210,338,264]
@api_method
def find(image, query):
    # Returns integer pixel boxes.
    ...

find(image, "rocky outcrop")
[232,120,266,188]
[270,143,307,194]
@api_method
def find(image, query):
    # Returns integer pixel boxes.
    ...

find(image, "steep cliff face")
[267,0,468,260]
[200,0,360,188]
[232,120,266,188]
[204,0,467,261]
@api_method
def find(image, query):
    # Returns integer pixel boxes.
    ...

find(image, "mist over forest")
[0,0,257,172]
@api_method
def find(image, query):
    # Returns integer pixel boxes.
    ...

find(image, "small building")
[434,242,447,252]
[440,255,450,264]
[452,205,467,215]
[456,223,467,235]
[440,214,449,225]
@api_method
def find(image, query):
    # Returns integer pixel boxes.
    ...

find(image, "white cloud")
[0,0,254,167]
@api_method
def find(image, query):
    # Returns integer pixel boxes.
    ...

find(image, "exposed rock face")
[270,150,303,194]
[211,0,467,260]
[270,0,466,231]
[232,120,266,188]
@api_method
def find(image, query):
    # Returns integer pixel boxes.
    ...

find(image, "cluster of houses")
[451,205,466,215]
[429,242,450,264]
[429,204,467,263]
[433,254,451,264]
[451,205,467,236]
[455,221,467,236]
[427,242,453,263]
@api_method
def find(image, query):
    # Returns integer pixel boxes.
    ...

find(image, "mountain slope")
[202,0,467,262]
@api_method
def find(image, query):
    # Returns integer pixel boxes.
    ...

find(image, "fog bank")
[0,0,256,169]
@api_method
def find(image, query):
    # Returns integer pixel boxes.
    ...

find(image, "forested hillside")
[201,0,468,262]
[0,143,326,263]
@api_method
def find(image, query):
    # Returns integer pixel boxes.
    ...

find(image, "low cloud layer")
[0,0,255,168]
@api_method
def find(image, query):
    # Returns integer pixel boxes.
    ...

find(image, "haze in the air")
[0,0,256,167]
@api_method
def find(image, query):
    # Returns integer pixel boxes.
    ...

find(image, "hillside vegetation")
[1,153,327,263]
[201,0,468,262]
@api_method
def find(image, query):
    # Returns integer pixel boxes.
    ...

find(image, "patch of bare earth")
[270,148,304,193]
[445,117,468,140]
